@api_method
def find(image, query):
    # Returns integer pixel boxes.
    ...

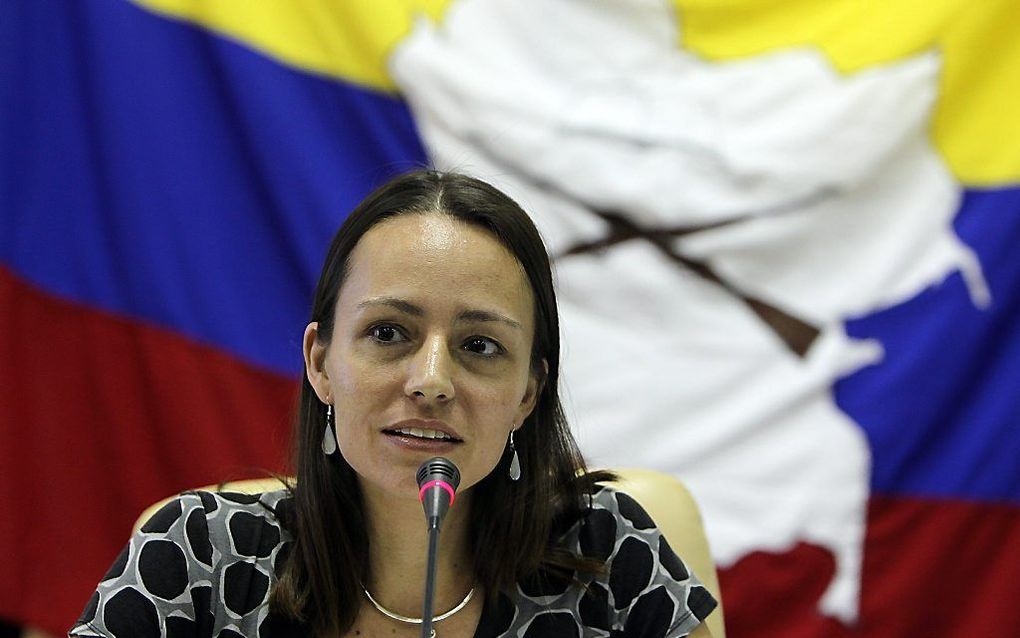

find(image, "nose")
[404,335,455,403]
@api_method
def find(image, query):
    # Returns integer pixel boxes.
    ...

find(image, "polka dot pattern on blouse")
[71,486,716,637]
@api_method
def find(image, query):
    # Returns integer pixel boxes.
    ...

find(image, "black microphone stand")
[421,517,441,638]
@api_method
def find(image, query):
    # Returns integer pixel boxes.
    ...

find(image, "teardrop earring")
[508,427,521,481]
[321,404,337,456]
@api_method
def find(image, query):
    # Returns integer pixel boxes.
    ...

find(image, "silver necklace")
[363,585,475,638]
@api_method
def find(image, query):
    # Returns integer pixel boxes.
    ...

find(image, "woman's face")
[304,213,542,501]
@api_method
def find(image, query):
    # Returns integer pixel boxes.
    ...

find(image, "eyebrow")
[458,309,522,330]
[356,297,522,330]
[357,297,422,316]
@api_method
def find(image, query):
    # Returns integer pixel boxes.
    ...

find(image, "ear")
[516,358,547,425]
[303,322,331,403]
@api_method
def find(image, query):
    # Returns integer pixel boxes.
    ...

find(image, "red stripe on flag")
[718,542,849,638]
[0,267,298,633]
[861,494,1020,637]
[718,495,1020,637]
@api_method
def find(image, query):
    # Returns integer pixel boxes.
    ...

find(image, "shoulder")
[574,485,718,635]
[70,489,294,637]
[138,488,294,570]
[570,485,661,561]
[493,486,715,637]
[184,488,294,553]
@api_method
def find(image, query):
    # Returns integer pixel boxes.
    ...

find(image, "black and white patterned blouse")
[70,486,717,637]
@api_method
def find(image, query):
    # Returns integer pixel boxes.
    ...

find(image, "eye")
[369,324,407,344]
[464,336,503,357]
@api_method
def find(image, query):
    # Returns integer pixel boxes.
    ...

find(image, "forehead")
[339,214,534,322]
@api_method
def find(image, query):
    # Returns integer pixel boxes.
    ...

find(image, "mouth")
[384,426,460,442]
[382,420,463,444]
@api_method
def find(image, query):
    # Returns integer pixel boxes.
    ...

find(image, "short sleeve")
[70,489,293,637]
[591,489,718,637]
[69,492,216,637]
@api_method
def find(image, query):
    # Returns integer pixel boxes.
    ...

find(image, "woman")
[71,171,717,637]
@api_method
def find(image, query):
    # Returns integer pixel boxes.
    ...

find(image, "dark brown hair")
[271,170,609,635]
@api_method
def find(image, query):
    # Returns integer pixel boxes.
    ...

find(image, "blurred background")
[2,0,1018,636]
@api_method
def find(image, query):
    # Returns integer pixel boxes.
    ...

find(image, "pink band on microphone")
[418,480,456,506]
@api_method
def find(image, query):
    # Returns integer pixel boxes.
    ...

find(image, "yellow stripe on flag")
[132,0,1017,183]
[673,0,1020,185]
[130,0,454,92]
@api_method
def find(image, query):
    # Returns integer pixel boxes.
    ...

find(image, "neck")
[359,480,476,618]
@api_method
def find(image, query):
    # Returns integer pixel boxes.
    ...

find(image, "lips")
[382,419,463,443]
[389,426,456,441]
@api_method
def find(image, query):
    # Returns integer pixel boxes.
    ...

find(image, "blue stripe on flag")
[0,0,427,375]
[836,187,1020,504]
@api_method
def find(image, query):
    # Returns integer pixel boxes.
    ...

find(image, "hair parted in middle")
[270,169,611,636]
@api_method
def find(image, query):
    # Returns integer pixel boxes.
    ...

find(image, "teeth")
[393,427,453,441]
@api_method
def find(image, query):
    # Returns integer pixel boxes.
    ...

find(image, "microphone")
[416,457,461,530]
[415,457,461,638]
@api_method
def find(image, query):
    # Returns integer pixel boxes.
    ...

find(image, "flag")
[2,0,1017,635]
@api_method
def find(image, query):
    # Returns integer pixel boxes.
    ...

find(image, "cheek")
[329,363,390,468]
[467,382,524,448]
[467,373,521,412]
[328,357,399,424]
[331,341,397,386]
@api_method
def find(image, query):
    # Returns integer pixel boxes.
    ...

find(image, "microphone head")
[416,457,461,528]
[416,457,461,491]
